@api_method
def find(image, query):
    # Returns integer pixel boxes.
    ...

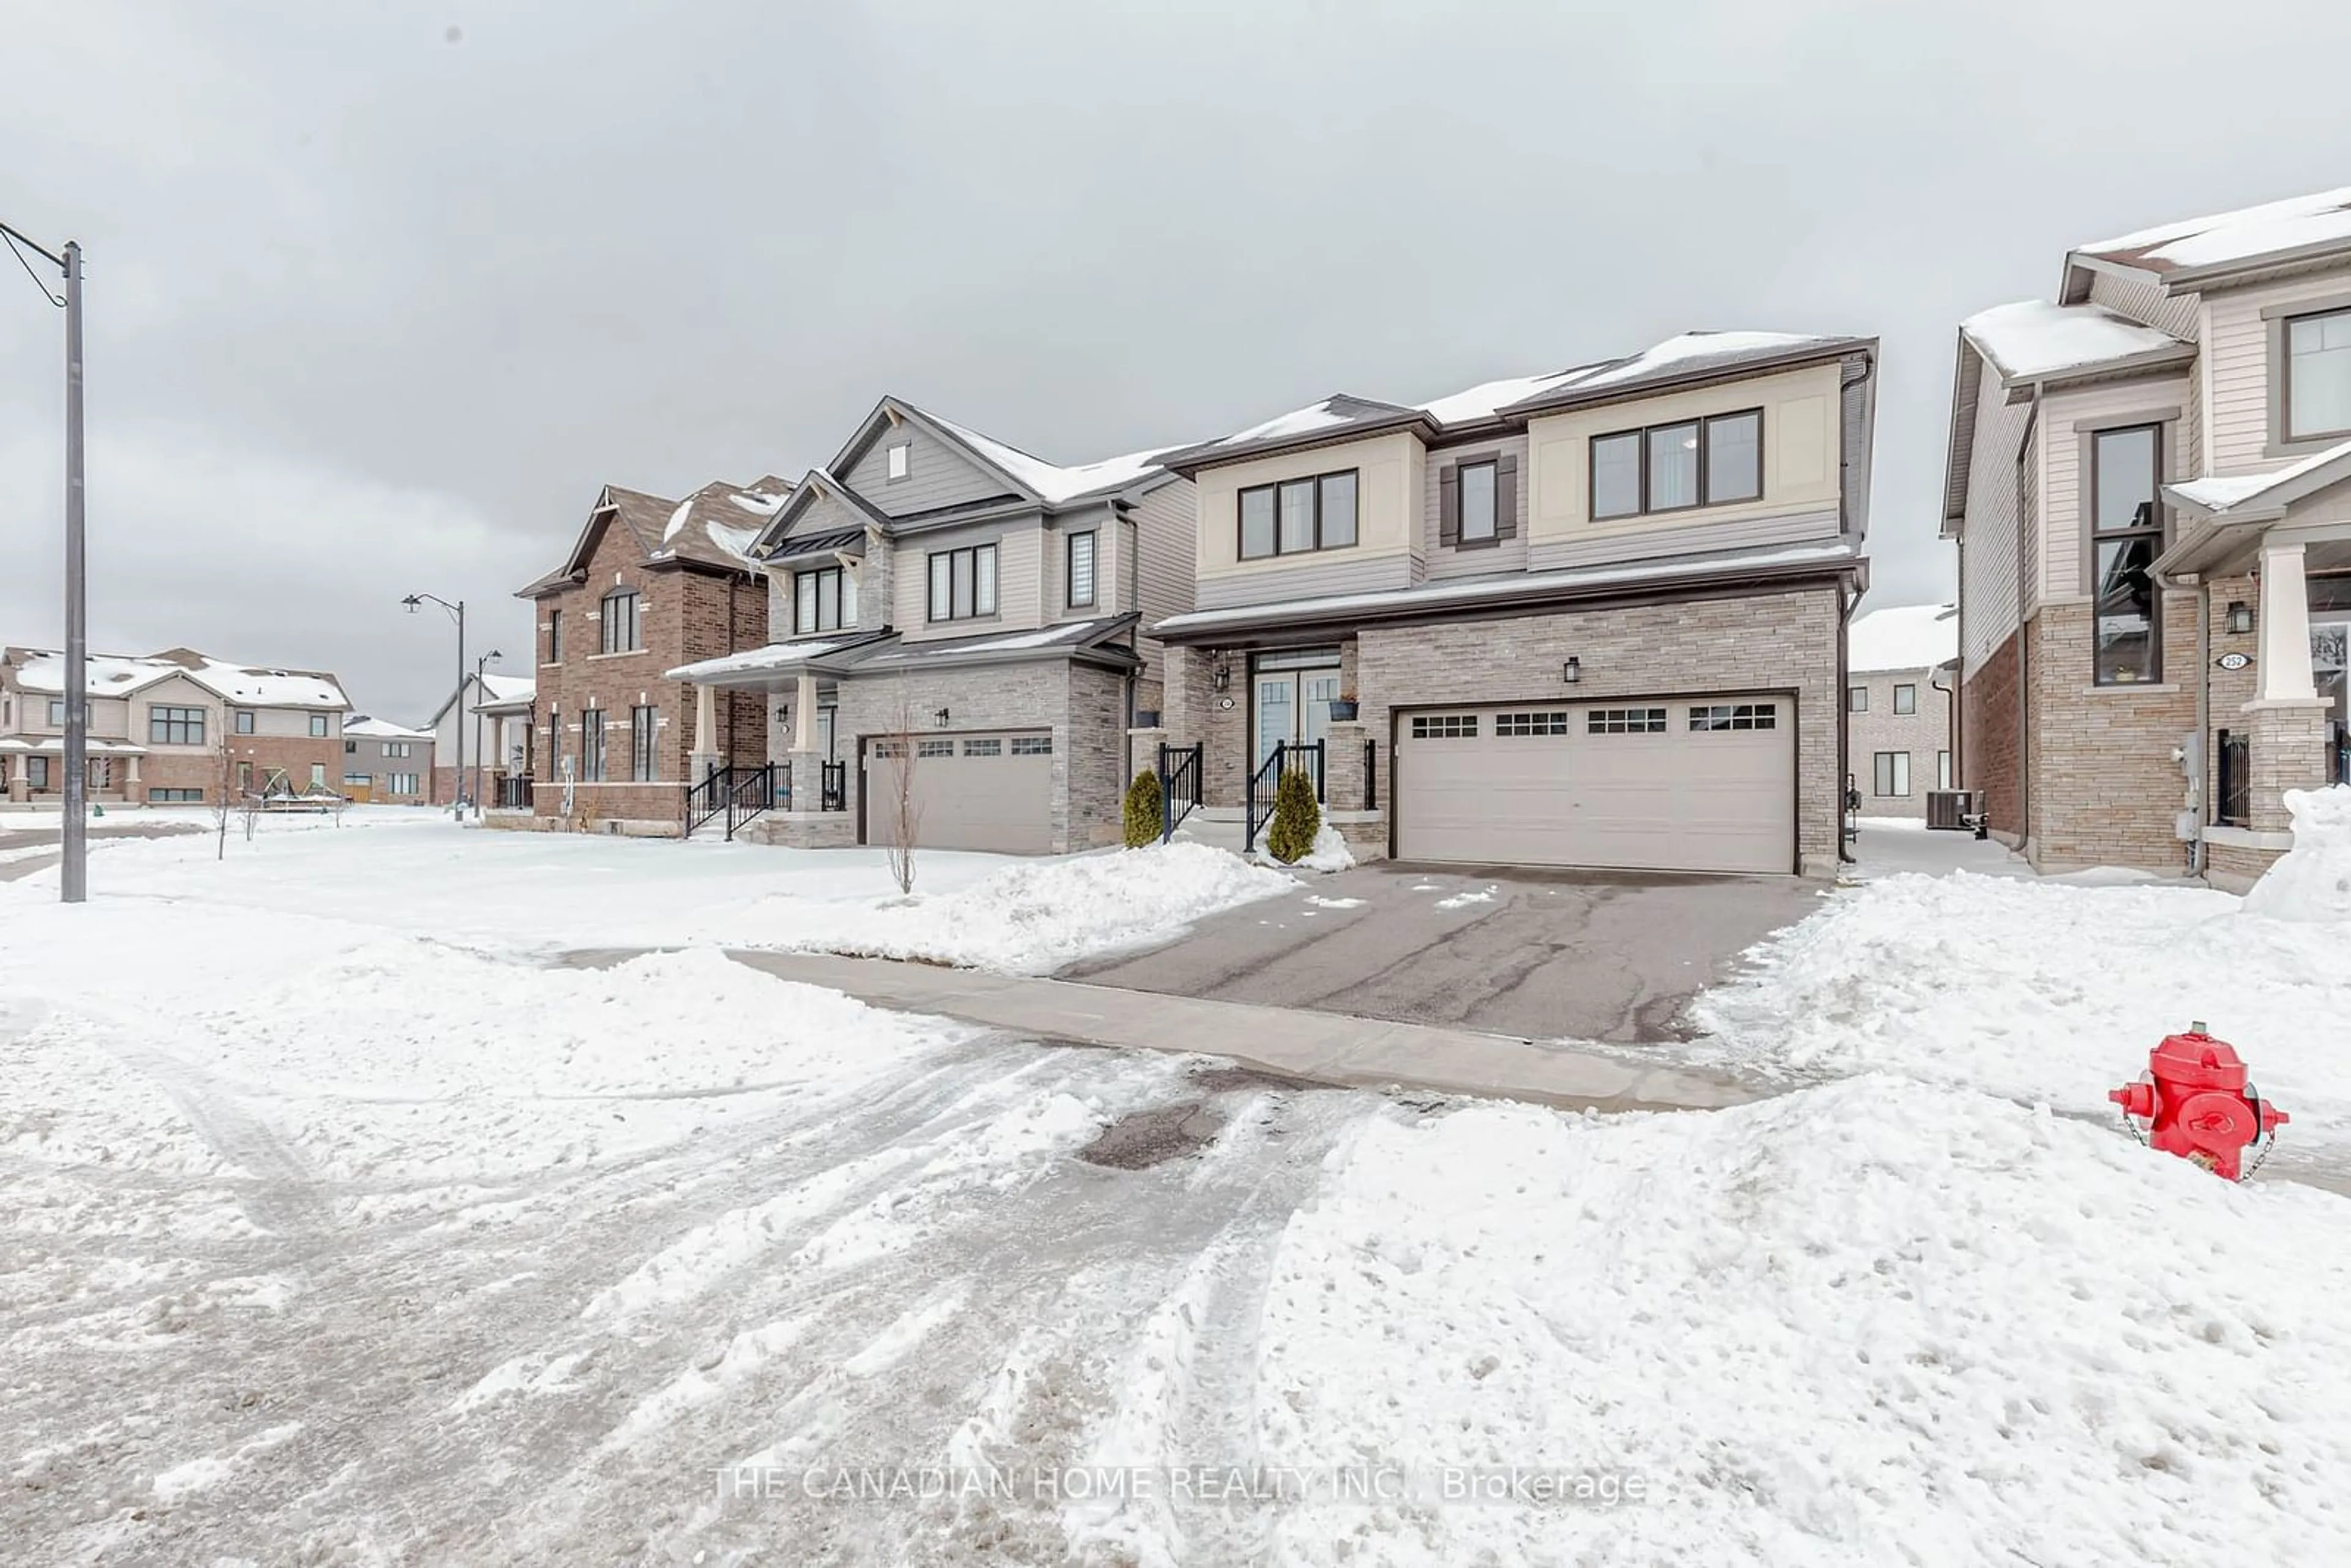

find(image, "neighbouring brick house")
[1844,603,1959,820]
[512,480,780,833]
[0,646,350,806]
[1944,187,2351,888]
[1148,330,1880,877]
[670,399,1194,853]
[341,716,434,804]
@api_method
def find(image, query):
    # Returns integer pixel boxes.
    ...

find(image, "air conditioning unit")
[1925,790,1977,831]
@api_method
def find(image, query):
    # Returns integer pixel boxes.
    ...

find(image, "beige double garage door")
[864,730,1056,853]
[1394,697,1795,874]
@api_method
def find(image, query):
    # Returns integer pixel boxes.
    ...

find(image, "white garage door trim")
[863,729,1056,855]
[1393,696,1795,874]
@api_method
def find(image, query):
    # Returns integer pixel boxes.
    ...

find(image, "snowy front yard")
[4,806,2351,1564]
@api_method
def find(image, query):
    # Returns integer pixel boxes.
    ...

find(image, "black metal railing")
[2216,730,2251,828]
[2333,721,2349,787]
[1244,740,1324,852]
[685,766,732,837]
[1363,737,1377,811]
[1158,741,1203,844]
[493,774,533,810]
[725,762,780,840]
[821,759,847,812]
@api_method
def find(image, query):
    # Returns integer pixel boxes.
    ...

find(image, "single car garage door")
[1395,699,1794,874]
[864,730,1056,854]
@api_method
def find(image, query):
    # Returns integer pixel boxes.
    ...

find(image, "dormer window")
[2285,307,2351,443]
[886,443,912,482]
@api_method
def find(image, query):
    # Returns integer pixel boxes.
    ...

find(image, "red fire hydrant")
[2110,1023,2288,1181]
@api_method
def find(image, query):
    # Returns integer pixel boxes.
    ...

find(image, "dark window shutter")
[1438,465,1460,546]
[1495,454,1519,541]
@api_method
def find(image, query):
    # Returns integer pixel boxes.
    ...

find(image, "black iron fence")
[1245,740,1324,853]
[2334,721,2349,787]
[2216,729,2251,828]
[1158,741,1203,844]
[493,774,533,810]
[821,759,847,812]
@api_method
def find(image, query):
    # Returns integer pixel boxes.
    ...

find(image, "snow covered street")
[6,807,2351,1563]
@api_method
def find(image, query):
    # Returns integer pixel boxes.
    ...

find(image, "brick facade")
[139,734,343,803]
[1959,629,2023,841]
[526,516,767,833]
[1845,667,1954,819]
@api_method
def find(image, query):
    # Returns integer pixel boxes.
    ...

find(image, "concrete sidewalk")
[721,950,1760,1114]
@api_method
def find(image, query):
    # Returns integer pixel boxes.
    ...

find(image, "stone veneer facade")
[1163,583,1847,876]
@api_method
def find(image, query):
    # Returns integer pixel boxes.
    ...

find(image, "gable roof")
[345,716,435,740]
[2167,433,2351,521]
[4,647,350,708]
[1161,331,1873,476]
[2076,186,2351,285]
[1958,299,2193,387]
[1848,603,1959,674]
[518,479,777,598]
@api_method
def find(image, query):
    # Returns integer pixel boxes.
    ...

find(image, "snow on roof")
[729,488,790,516]
[1848,603,1959,673]
[1414,369,1595,427]
[1564,331,1844,392]
[1960,299,2188,383]
[924,412,1176,505]
[2169,434,2351,514]
[12,649,348,708]
[2080,186,2351,275]
[478,673,536,705]
[345,716,434,740]
[702,519,763,566]
[666,637,861,683]
[1208,399,1362,449]
[1155,541,1861,636]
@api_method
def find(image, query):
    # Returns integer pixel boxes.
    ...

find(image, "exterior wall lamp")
[1212,661,1231,691]
[1562,656,1581,684]
[2226,601,2254,635]
[934,707,951,726]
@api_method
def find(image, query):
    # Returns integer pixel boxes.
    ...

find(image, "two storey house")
[1149,330,1878,877]
[341,717,434,804]
[1,646,350,806]
[514,479,781,832]
[1944,186,2351,888]
[669,399,1193,853]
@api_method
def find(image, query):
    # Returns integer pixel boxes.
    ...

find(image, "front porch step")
[1171,811,1252,853]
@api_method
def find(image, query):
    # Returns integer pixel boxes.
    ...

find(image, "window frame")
[234,710,256,735]
[1458,459,1500,544]
[546,607,563,665]
[1872,751,1912,798]
[1588,408,1766,521]
[309,713,331,738]
[1067,529,1098,609]
[885,442,912,482]
[1847,686,1869,713]
[1893,683,1916,715]
[629,704,658,782]
[1236,468,1361,560]
[599,588,642,655]
[926,543,1000,623]
[2283,305,2351,445]
[580,708,607,782]
[795,565,851,634]
[2087,421,2167,686]
[148,705,206,746]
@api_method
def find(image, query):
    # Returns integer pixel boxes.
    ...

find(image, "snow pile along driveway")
[1185,1077,2351,1567]
[2241,786,2351,922]
[763,842,1299,973]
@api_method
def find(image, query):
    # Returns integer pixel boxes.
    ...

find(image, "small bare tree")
[882,684,923,896]
[211,741,234,860]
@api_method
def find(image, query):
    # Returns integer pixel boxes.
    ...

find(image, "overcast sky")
[5,1,2348,722]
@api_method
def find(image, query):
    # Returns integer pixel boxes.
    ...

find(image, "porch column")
[792,672,819,752]
[688,682,719,780]
[785,672,822,811]
[2255,540,2319,702]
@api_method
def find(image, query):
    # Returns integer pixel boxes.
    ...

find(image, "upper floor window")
[796,566,854,634]
[2090,424,2164,685]
[1067,530,1097,609]
[235,710,256,734]
[1893,683,1917,715]
[1847,686,1869,713]
[631,705,658,782]
[47,699,88,726]
[345,739,358,756]
[1440,456,1519,550]
[928,543,999,621]
[1591,409,1763,520]
[2285,307,2351,443]
[309,713,331,738]
[886,442,912,481]
[601,588,641,654]
[547,607,563,664]
[149,705,205,746]
[1239,470,1358,560]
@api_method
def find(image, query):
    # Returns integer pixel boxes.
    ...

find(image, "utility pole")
[62,242,86,902]
[402,593,466,816]
[473,648,501,819]
[2,217,86,902]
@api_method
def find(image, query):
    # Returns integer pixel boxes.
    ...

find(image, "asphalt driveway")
[1061,861,1831,1044]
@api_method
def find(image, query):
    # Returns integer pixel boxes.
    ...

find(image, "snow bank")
[1220,1078,2351,1566]
[1685,871,2351,1149]
[798,843,1295,974]
[2240,787,2351,923]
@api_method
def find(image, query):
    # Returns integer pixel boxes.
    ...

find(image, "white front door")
[1253,666,1341,771]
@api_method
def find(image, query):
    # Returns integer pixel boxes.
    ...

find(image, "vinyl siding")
[2086,268,2201,340]
[1190,430,1422,605]
[1191,550,1417,612]
[842,420,1020,519]
[1959,351,2028,676]
[2205,269,2351,473]
[890,518,1045,642]
[2036,377,2190,601]
[1422,435,1530,581]
[1128,478,1196,692]
[1528,506,1839,574]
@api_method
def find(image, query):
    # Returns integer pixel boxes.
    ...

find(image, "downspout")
[2191,579,2211,878]
[1838,576,1859,865]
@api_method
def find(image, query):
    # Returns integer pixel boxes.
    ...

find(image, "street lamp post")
[3,217,87,903]
[401,593,464,817]
[473,649,501,818]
